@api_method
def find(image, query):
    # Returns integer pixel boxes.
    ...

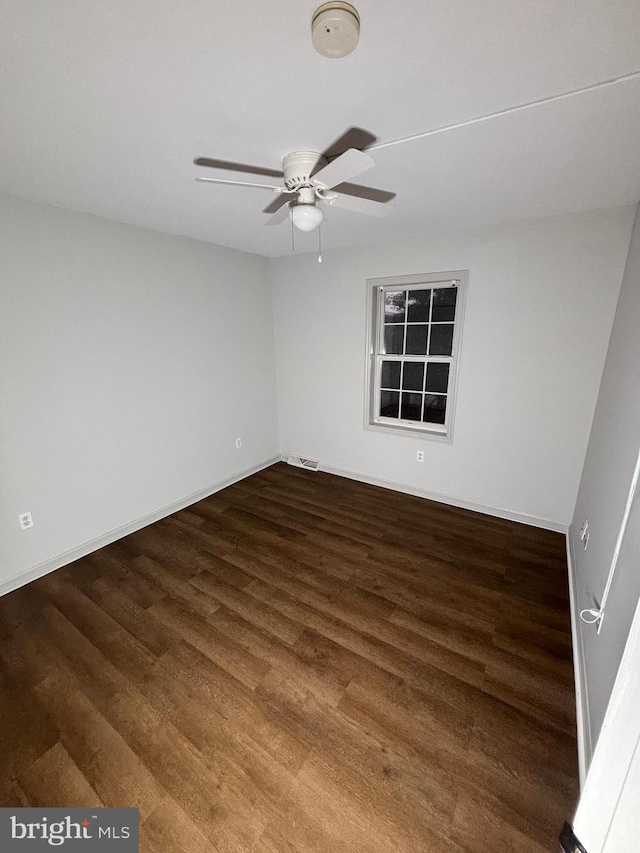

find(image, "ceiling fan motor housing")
[282,151,327,191]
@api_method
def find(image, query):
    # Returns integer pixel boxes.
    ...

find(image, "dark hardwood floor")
[0,463,578,851]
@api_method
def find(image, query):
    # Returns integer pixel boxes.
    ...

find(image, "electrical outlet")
[18,512,34,530]
[235,437,242,449]
[416,451,424,463]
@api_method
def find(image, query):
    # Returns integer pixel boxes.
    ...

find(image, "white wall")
[270,207,634,529]
[569,204,640,762]
[0,195,279,590]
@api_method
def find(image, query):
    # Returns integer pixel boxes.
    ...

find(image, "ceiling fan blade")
[194,157,283,178]
[329,193,393,217]
[320,127,378,161]
[195,177,282,191]
[312,148,375,190]
[333,183,396,204]
[262,191,296,215]
[265,203,292,226]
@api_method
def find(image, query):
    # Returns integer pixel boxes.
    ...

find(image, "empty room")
[1,1,640,851]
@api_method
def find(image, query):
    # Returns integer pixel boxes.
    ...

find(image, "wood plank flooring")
[0,463,578,851]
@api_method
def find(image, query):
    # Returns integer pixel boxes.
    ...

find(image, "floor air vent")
[287,455,320,472]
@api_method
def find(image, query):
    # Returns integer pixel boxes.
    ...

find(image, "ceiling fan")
[194,127,395,233]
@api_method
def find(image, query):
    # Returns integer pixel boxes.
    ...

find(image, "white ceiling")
[1,0,639,257]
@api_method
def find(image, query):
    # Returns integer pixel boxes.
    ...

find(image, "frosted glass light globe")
[291,203,324,232]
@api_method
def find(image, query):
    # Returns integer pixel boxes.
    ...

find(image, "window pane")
[407,289,431,322]
[425,362,450,393]
[423,394,446,424]
[381,361,401,389]
[384,291,406,323]
[429,323,454,356]
[380,390,400,418]
[402,361,424,391]
[401,392,422,421]
[431,287,457,322]
[384,325,404,354]
[405,324,428,355]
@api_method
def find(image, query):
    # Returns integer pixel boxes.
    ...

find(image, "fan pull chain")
[317,225,323,263]
[291,217,295,253]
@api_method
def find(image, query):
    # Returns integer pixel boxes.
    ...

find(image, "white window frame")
[364,270,468,442]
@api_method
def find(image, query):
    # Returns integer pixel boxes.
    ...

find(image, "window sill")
[365,419,453,443]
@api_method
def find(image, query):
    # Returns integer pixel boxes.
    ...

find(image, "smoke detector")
[312,2,360,58]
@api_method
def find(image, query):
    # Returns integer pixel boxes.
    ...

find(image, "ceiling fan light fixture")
[291,202,324,232]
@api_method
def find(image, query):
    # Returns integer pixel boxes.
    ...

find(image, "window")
[365,271,467,440]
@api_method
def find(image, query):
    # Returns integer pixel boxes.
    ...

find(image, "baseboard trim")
[0,456,281,599]
[289,458,568,532]
[566,528,591,789]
